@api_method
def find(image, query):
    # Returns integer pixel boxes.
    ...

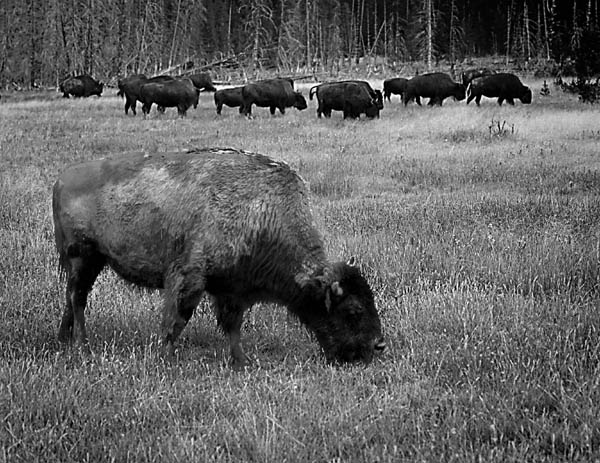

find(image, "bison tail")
[466,82,473,99]
[53,226,70,282]
[309,86,318,101]
[52,183,70,280]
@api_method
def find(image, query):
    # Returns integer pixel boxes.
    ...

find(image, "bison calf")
[53,147,385,367]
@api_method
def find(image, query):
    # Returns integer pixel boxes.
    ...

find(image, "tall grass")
[1,80,600,461]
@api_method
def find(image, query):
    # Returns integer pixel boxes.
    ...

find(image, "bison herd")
[58,68,532,120]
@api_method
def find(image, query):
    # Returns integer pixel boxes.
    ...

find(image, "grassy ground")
[1,79,600,462]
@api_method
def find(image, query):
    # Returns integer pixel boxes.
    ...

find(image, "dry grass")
[1,79,600,462]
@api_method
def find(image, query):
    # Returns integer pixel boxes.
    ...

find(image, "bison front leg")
[161,269,205,356]
[213,296,248,368]
[141,103,152,118]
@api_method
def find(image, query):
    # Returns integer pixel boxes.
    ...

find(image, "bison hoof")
[230,352,251,370]
[162,341,177,358]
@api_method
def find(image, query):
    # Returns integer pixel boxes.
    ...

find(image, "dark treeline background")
[1,0,598,87]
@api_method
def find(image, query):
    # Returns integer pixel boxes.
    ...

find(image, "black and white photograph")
[1,0,599,461]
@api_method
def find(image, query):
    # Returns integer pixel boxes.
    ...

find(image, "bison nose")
[374,337,386,352]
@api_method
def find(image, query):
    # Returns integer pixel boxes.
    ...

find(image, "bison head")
[299,260,385,364]
[365,104,380,119]
[453,83,467,101]
[294,92,308,110]
[520,86,533,104]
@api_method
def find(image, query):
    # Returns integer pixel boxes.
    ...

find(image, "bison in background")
[117,75,175,115]
[466,73,532,106]
[403,72,466,106]
[309,81,381,119]
[241,78,307,116]
[383,77,409,102]
[214,87,244,114]
[343,82,382,119]
[188,72,217,92]
[461,68,496,87]
[140,77,199,117]
[52,147,385,367]
[60,75,103,98]
[318,80,385,111]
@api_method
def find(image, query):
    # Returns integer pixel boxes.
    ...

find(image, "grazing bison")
[403,72,466,106]
[309,81,381,119]
[59,75,103,98]
[117,75,175,115]
[214,87,244,114]
[343,83,382,119]
[466,73,532,106]
[383,77,409,102]
[188,72,217,92]
[241,78,307,116]
[460,68,496,87]
[140,77,199,117]
[52,147,385,367]
[309,80,383,118]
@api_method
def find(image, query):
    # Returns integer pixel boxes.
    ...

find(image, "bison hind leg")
[59,251,106,346]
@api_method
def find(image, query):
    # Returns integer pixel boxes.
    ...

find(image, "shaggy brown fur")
[53,147,385,367]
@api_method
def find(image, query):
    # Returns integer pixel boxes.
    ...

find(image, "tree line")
[1,0,599,88]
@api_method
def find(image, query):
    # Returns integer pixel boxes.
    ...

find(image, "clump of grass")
[488,118,515,139]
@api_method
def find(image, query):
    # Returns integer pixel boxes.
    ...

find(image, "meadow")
[1,78,599,462]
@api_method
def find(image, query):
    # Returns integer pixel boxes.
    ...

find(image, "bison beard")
[52,148,385,367]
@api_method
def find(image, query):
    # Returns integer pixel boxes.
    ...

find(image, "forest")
[0,0,599,87]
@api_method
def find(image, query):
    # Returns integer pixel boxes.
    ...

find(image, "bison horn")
[331,281,343,297]
[346,256,357,267]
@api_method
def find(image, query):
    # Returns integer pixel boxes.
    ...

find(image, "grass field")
[1,78,600,462]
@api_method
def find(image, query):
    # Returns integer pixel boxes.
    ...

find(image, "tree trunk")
[427,0,433,70]
[449,0,456,62]
[524,1,531,60]
[506,2,512,65]
[306,0,310,68]
[169,0,182,69]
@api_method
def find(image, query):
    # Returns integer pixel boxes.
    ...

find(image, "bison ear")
[325,288,332,311]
